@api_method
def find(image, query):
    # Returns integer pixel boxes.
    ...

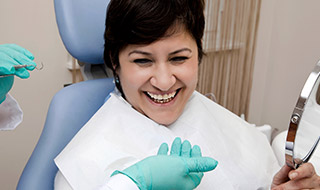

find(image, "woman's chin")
[150,114,180,126]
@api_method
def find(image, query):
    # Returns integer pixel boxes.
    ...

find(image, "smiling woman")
[53,0,320,189]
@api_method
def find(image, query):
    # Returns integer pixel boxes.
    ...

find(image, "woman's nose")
[150,64,176,91]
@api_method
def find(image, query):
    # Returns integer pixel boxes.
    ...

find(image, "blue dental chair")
[17,0,112,189]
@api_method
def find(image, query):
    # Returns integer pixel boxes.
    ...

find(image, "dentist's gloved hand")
[112,137,218,190]
[0,44,36,104]
[0,44,36,78]
[0,76,14,104]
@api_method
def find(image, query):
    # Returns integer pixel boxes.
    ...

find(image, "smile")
[145,90,180,104]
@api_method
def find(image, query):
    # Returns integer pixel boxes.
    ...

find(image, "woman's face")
[117,30,198,125]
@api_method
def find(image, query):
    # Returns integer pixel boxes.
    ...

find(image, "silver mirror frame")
[286,60,320,169]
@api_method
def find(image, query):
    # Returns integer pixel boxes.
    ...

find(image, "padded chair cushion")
[17,78,114,190]
[54,0,110,64]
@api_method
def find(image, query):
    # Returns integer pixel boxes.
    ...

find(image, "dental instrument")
[0,63,43,78]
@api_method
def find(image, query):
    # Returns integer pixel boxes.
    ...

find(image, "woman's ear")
[109,52,119,73]
[112,64,117,72]
[113,64,119,76]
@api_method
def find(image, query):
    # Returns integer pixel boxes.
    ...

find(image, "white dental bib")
[55,91,280,190]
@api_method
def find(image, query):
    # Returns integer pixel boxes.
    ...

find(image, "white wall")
[0,0,71,189]
[248,0,320,136]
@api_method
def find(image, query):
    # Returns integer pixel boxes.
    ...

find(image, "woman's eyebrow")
[169,48,192,56]
[128,50,152,56]
[128,48,192,56]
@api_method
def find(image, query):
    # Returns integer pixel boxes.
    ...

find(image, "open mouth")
[145,89,180,104]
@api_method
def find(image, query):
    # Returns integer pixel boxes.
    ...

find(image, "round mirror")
[285,60,320,169]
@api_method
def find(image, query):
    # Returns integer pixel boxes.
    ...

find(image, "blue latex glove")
[0,44,36,104]
[112,137,218,190]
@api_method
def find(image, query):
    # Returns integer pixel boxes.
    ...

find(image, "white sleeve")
[98,174,139,190]
[0,94,23,130]
[54,170,139,190]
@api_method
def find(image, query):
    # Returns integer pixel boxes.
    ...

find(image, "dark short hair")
[104,0,205,89]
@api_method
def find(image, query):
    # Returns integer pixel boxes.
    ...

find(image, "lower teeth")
[154,98,172,103]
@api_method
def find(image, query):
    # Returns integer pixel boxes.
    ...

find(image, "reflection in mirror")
[286,60,320,169]
[317,82,320,105]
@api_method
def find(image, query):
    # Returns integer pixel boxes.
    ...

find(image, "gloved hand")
[0,44,36,104]
[0,76,14,104]
[112,137,218,190]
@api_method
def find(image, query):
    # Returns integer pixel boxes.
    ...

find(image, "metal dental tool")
[0,63,43,78]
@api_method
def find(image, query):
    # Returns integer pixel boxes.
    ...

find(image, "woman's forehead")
[121,31,196,55]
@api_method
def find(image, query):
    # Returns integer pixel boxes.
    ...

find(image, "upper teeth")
[147,91,176,101]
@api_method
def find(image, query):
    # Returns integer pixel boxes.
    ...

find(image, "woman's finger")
[181,140,191,157]
[157,143,169,155]
[273,175,320,190]
[170,137,182,156]
[191,145,202,157]
[289,163,316,180]
[271,165,292,188]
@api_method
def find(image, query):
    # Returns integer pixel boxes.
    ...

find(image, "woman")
[54,0,320,189]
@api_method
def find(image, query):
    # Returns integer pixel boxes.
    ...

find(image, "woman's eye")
[133,59,152,64]
[170,56,189,62]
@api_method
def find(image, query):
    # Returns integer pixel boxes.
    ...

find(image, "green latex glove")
[112,137,218,190]
[0,76,14,104]
[0,44,36,104]
[0,44,36,78]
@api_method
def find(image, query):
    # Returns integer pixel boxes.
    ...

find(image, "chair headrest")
[54,0,110,64]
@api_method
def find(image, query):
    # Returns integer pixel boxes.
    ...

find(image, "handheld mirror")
[286,60,320,169]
